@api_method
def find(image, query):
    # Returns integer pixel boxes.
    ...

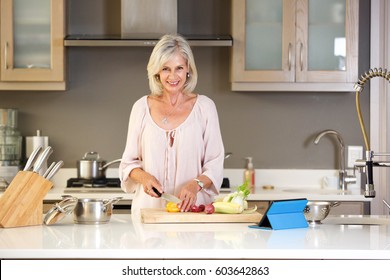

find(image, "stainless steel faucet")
[354,68,390,198]
[314,130,356,191]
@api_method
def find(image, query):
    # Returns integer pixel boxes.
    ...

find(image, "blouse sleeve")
[119,97,146,193]
[199,96,225,195]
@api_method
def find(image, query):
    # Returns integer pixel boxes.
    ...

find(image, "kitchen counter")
[1,214,389,260]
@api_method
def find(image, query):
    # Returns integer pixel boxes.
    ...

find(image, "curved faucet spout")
[314,129,351,190]
[314,130,345,149]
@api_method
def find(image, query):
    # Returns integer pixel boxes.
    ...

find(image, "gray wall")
[0,0,371,170]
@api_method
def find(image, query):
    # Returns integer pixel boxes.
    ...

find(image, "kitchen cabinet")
[231,0,359,92]
[0,0,65,90]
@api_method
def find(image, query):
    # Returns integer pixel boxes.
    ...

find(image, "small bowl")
[304,201,340,225]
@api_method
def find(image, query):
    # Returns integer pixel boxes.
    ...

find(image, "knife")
[152,187,182,204]
[23,145,43,171]
[45,160,64,181]
[33,146,53,173]
[43,162,56,178]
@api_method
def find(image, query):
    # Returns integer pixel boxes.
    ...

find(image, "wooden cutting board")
[141,208,263,224]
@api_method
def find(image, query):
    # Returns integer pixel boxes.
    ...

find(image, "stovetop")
[64,177,123,193]
[66,177,121,188]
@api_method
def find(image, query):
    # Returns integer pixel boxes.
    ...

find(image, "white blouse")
[119,94,225,219]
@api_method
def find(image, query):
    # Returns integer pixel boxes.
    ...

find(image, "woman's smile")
[159,52,188,94]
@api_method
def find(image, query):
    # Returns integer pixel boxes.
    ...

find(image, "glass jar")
[0,126,22,162]
[0,109,22,164]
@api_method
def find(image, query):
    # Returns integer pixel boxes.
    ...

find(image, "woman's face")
[158,52,188,95]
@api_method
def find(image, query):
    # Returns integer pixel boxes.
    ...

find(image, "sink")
[323,215,390,225]
[283,187,350,195]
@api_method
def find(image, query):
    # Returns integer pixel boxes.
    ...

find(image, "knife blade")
[152,187,182,204]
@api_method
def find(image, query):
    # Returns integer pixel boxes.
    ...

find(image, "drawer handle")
[4,42,8,69]
[300,42,303,71]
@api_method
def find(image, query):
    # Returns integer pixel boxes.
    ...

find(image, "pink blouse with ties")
[119,94,224,219]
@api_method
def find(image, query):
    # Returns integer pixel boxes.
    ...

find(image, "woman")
[119,34,224,219]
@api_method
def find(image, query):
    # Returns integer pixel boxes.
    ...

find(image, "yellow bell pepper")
[166,202,180,212]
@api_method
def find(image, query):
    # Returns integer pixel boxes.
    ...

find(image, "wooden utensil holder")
[0,171,53,228]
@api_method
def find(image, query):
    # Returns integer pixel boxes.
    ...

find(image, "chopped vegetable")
[204,204,215,214]
[190,204,205,213]
[190,205,201,212]
[213,201,243,214]
[242,205,258,214]
[221,181,251,210]
[166,202,180,212]
[212,181,257,214]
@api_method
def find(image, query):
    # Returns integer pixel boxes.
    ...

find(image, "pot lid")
[79,151,105,162]
[44,195,78,225]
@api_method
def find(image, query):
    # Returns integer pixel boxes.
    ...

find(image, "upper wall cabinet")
[0,0,65,91]
[231,0,359,92]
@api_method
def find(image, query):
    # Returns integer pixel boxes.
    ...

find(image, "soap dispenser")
[243,157,255,192]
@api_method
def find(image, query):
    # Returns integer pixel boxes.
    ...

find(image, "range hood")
[65,0,232,47]
[64,34,232,47]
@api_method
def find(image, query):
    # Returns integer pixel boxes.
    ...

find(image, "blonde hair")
[147,34,198,96]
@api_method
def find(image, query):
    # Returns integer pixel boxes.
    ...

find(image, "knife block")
[0,171,53,228]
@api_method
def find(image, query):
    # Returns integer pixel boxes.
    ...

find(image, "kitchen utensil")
[33,146,53,173]
[141,208,262,224]
[23,145,42,171]
[45,160,64,180]
[42,162,56,178]
[304,201,340,225]
[73,197,123,224]
[152,187,182,204]
[77,152,121,179]
[44,195,78,225]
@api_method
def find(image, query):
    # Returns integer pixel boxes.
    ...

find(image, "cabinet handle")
[288,43,292,71]
[299,42,303,71]
[4,42,8,69]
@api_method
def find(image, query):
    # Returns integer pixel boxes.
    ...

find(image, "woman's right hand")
[130,168,163,197]
[142,174,163,197]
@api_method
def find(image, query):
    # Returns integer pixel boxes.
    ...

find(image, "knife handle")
[33,146,53,173]
[23,146,43,171]
[152,187,162,197]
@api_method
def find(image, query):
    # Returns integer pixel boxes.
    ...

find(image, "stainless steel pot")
[77,152,121,179]
[73,197,122,224]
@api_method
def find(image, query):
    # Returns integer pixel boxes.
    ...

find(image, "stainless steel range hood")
[64,0,232,47]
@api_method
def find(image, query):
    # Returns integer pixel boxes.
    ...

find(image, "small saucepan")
[73,197,123,224]
[77,152,121,179]
[44,195,123,225]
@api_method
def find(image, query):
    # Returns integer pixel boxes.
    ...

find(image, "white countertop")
[1,214,389,260]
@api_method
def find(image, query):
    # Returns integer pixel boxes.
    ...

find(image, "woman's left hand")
[177,182,198,212]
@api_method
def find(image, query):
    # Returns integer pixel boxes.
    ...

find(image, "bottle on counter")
[243,157,255,193]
